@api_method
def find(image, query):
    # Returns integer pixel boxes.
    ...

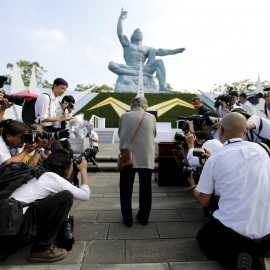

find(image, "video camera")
[177,115,203,131]
[0,90,25,106]
[22,129,70,144]
[0,119,12,128]
[214,94,232,108]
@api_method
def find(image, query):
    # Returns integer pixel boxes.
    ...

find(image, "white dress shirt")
[11,172,91,213]
[89,130,98,148]
[0,136,23,165]
[241,100,256,116]
[35,92,62,128]
[187,139,223,167]
[245,115,270,142]
[218,104,240,118]
[196,139,270,239]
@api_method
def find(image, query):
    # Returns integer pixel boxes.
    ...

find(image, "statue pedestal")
[114,75,159,93]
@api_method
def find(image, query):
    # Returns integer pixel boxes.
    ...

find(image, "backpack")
[22,93,51,125]
[0,162,46,200]
[246,117,270,147]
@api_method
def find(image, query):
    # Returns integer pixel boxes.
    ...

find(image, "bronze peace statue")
[108,8,185,93]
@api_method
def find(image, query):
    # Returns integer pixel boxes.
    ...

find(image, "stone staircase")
[95,130,115,143]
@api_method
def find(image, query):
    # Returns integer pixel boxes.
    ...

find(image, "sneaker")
[28,246,68,263]
[237,252,252,270]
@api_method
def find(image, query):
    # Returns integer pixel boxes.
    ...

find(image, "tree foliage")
[211,78,270,94]
[74,83,113,93]
[6,60,50,87]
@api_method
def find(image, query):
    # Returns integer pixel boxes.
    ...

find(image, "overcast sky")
[1,0,270,93]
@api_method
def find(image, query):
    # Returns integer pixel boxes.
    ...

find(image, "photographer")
[86,126,99,162]
[0,76,13,122]
[35,78,72,132]
[27,123,54,165]
[201,111,221,141]
[192,97,211,115]
[57,95,75,130]
[188,112,270,270]
[2,149,90,263]
[216,90,240,118]
[186,130,222,167]
[239,92,256,116]
[262,87,270,118]
[0,120,48,166]
[232,107,270,146]
[172,132,191,170]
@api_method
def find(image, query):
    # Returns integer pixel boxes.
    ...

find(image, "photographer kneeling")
[0,120,47,166]
[186,130,222,168]
[188,113,270,270]
[2,149,90,263]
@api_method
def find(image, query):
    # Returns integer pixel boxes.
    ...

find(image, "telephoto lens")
[52,129,70,140]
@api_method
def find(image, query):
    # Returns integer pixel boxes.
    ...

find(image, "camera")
[214,94,232,108]
[0,119,12,128]
[257,91,270,99]
[204,116,219,126]
[177,115,204,131]
[193,149,207,166]
[68,102,74,109]
[22,129,70,144]
[183,166,202,183]
[174,132,188,149]
[73,148,95,164]
[0,90,25,106]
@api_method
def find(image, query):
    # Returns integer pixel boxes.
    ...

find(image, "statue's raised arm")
[117,8,129,47]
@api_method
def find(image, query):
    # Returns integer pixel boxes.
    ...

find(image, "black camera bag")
[0,197,24,236]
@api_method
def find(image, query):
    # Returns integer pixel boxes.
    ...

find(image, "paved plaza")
[0,144,270,270]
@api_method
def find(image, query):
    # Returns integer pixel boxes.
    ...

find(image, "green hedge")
[75,93,208,128]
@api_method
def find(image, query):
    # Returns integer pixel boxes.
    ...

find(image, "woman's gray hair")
[131,97,148,110]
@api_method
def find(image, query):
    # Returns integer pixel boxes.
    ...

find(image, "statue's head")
[131,28,143,42]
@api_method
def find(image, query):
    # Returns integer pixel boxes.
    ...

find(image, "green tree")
[74,83,95,92]
[74,83,113,93]
[7,60,49,87]
[211,79,270,94]
[91,84,113,93]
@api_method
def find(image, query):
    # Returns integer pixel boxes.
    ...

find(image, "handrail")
[89,115,100,128]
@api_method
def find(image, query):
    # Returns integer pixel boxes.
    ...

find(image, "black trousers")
[119,168,152,221]
[18,190,73,252]
[197,217,270,269]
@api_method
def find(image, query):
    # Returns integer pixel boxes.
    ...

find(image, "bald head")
[220,113,246,141]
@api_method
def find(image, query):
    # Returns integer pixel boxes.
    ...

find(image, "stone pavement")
[1,144,270,270]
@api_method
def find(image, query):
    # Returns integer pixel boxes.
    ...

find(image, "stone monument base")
[114,75,159,93]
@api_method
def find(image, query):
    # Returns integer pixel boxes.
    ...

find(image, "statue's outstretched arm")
[117,8,129,47]
[156,48,185,56]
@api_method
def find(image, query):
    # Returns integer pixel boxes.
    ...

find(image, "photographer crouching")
[188,113,270,270]
[0,120,51,166]
[0,148,90,263]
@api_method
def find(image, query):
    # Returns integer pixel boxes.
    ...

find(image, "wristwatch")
[35,149,42,154]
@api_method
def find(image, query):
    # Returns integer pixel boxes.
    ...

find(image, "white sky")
[1,0,270,93]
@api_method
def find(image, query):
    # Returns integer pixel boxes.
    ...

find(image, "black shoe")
[123,217,133,227]
[237,252,252,270]
[252,257,265,270]
[136,214,148,225]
